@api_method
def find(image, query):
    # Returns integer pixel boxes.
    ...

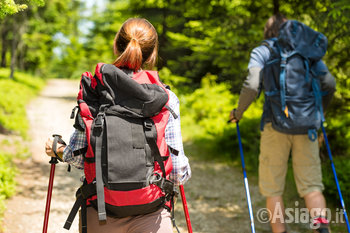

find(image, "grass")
[0,68,45,137]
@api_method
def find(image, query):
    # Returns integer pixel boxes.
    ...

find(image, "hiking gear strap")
[94,111,107,221]
[279,54,287,114]
[144,119,167,178]
[81,199,87,233]
[168,146,179,156]
[171,196,181,233]
[73,146,88,157]
[52,134,66,162]
[64,182,96,230]
[63,191,84,230]
[165,105,178,119]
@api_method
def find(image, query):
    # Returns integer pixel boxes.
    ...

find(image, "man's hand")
[45,138,65,159]
[228,109,239,123]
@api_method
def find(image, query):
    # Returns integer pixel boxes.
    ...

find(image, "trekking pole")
[43,157,58,233]
[321,123,350,232]
[236,122,256,233]
[42,134,65,233]
[179,185,193,233]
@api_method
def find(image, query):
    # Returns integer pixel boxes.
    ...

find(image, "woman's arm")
[165,90,192,186]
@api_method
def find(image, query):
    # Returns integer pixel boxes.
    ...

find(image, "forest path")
[2,79,309,232]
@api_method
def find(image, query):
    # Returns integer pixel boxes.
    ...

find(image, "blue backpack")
[261,20,328,140]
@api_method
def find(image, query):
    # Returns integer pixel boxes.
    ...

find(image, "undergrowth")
[0,68,45,138]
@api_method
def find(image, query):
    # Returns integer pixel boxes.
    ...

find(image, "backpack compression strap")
[279,53,288,115]
[93,109,107,221]
[144,119,167,178]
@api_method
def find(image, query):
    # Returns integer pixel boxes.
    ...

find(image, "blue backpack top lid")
[261,20,328,140]
[278,20,328,61]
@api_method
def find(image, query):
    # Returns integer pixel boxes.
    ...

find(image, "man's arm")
[315,61,336,111]
[230,45,270,122]
[233,67,262,120]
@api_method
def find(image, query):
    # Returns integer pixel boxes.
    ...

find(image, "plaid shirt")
[63,89,191,185]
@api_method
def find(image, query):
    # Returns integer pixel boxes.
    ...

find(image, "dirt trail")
[2,79,83,233]
[1,79,297,232]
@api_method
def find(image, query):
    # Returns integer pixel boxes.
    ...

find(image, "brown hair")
[264,14,288,39]
[113,18,158,71]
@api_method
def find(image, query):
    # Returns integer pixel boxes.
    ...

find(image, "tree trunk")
[1,39,7,67]
[273,0,280,14]
[158,0,169,69]
[9,12,27,79]
[9,29,17,79]
[0,19,9,67]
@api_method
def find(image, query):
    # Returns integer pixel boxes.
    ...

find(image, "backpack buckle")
[144,119,153,130]
[94,112,105,128]
[280,58,287,68]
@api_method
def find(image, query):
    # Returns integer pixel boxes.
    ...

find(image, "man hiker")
[229,14,336,233]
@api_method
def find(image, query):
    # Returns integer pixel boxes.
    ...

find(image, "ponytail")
[114,38,143,71]
[113,18,158,71]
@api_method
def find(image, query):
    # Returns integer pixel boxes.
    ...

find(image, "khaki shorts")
[259,123,324,197]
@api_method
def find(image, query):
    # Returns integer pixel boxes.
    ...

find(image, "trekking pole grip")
[52,134,66,162]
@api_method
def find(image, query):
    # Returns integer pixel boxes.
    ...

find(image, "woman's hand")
[45,138,66,160]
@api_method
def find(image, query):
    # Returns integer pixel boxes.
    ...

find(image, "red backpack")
[64,63,178,232]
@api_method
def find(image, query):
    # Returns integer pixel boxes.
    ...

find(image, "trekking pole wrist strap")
[52,134,66,162]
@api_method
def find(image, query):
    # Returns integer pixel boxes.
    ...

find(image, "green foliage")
[0,0,27,18]
[0,137,30,220]
[158,67,191,95]
[322,157,350,208]
[182,74,235,138]
[0,152,16,214]
[0,68,44,137]
[180,73,263,171]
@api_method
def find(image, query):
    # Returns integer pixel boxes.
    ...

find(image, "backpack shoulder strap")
[261,38,278,56]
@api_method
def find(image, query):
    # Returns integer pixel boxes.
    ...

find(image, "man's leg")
[267,196,287,233]
[292,134,329,232]
[304,191,330,232]
[304,190,327,218]
[259,123,292,233]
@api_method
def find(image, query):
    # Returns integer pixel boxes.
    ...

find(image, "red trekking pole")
[179,185,193,233]
[42,135,65,233]
[42,157,58,233]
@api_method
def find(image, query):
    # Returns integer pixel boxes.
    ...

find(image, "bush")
[0,152,17,215]
[322,157,350,208]
[180,73,263,172]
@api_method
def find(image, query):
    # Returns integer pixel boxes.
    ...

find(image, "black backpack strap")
[261,38,278,56]
[81,197,87,233]
[165,105,178,119]
[144,119,167,178]
[73,146,88,157]
[63,191,84,230]
[168,145,179,156]
[64,182,96,232]
[170,195,180,233]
